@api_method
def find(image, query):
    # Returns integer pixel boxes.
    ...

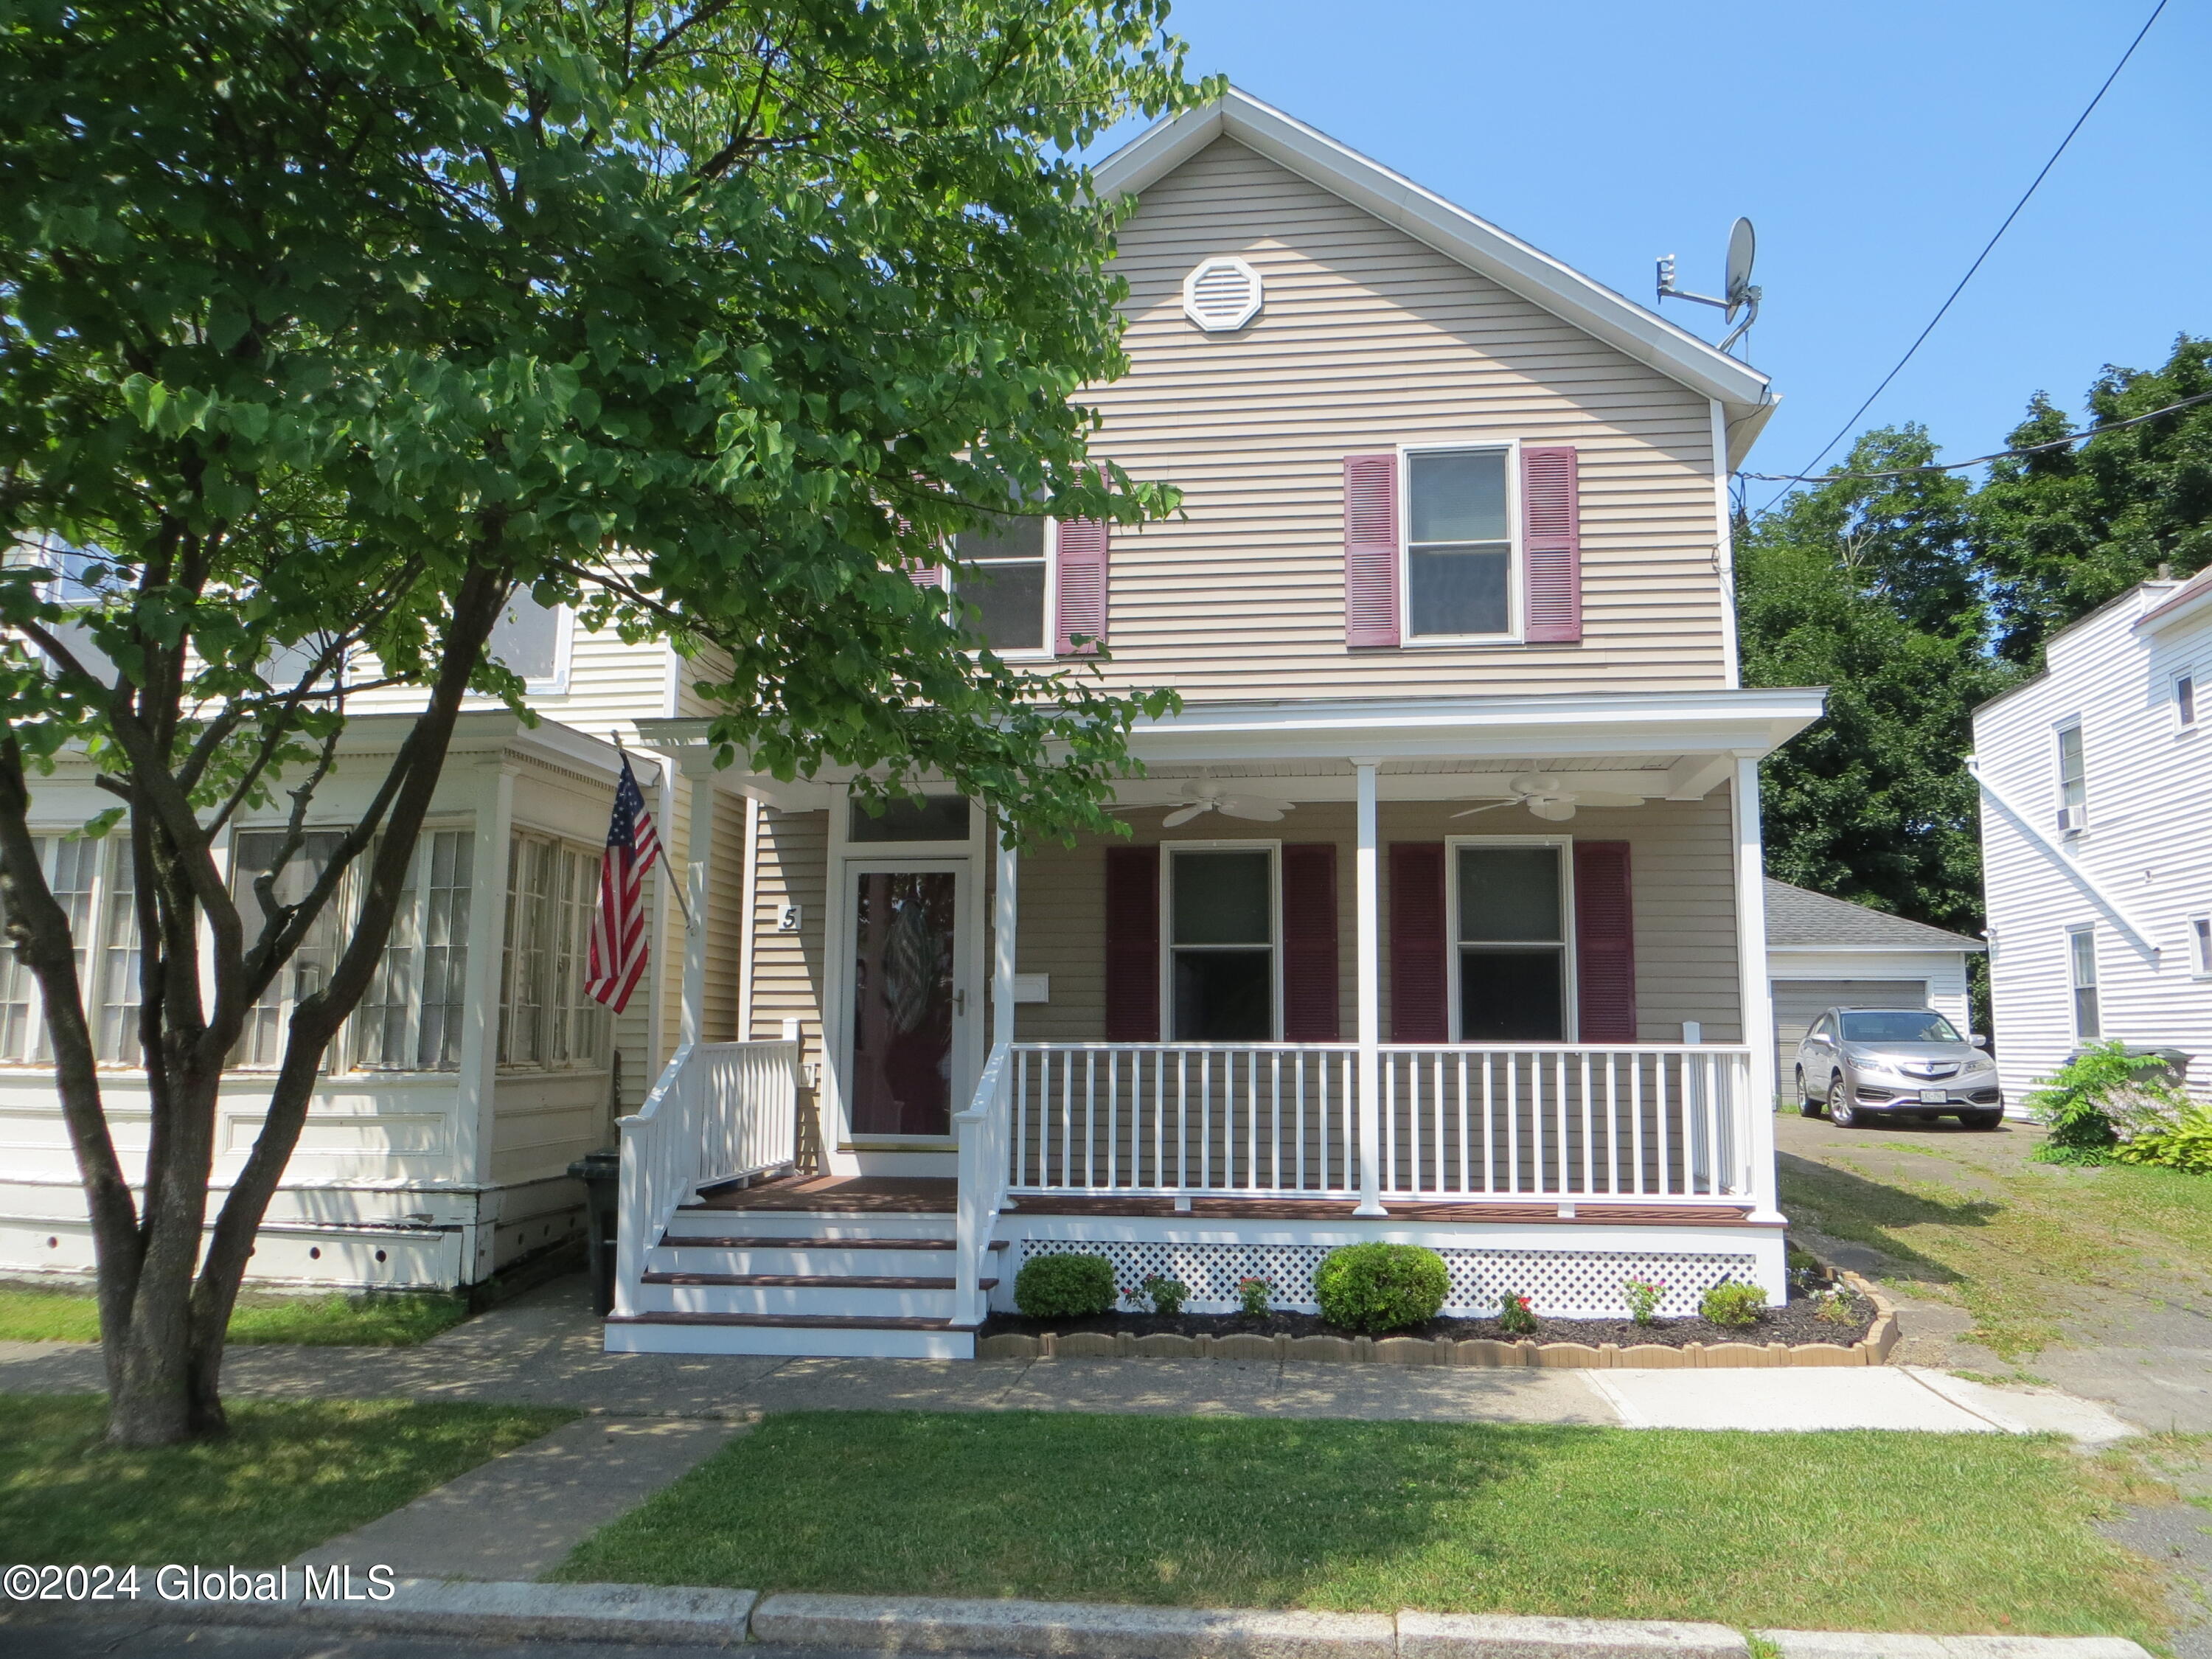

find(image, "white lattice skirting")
[1013,1238,1759,1321]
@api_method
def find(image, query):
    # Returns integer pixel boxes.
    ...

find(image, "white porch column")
[1353,757,1385,1217]
[1731,754,1786,1230]
[992,825,1018,1048]
[675,751,715,1046]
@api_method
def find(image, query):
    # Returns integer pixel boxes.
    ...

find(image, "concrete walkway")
[0,1273,2137,1442]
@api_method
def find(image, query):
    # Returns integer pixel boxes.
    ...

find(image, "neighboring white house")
[1763,877,1981,1100]
[1972,567,2212,1107]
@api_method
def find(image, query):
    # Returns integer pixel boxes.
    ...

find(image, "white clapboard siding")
[1974,582,2212,1102]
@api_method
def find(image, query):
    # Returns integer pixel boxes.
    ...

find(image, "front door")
[844,861,968,1138]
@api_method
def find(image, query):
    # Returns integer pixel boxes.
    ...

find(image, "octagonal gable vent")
[1182,257,1263,333]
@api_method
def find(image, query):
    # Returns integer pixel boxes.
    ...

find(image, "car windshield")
[1840,1010,1961,1044]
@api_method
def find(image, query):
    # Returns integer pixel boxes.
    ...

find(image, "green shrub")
[1700,1281,1766,1327]
[2113,1098,2212,1174]
[1138,1273,1189,1316]
[1013,1253,1115,1318]
[2025,1041,2190,1164]
[1312,1243,1448,1332]
[1235,1276,1271,1318]
[1621,1277,1665,1326]
[1498,1292,1537,1336]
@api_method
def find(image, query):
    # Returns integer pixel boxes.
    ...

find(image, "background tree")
[1737,427,2019,936]
[0,0,1209,1446]
[1976,334,2212,664]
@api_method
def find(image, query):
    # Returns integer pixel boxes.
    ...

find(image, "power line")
[1738,389,2212,484]
[1756,0,2169,511]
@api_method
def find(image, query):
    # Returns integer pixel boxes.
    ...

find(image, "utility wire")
[1739,389,2212,484]
[1756,0,2169,511]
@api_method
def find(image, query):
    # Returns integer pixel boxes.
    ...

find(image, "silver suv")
[1794,1006,2006,1130]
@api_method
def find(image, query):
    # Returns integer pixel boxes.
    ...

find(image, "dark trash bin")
[2067,1044,2193,1088]
[568,1148,621,1316]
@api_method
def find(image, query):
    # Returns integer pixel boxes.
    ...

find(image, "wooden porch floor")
[685,1175,1756,1227]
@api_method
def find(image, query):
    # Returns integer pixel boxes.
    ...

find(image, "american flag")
[585,754,662,1015]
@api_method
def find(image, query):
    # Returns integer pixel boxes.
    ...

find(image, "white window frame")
[2190,914,2212,981]
[1444,834,1577,1043]
[2068,925,2100,1042]
[0,832,105,1066]
[1159,840,1282,1043]
[487,593,574,695]
[1399,439,1523,648]
[947,515,1057,661]
[2054,720,2087,834]
[497,827,611,1073]
[2175,669,2199,734]
[350,824,476,1073]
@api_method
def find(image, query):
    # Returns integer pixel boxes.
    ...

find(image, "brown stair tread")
[657,1234,1004,1251]
[608,1311,963,1330]
[641,1272,996,1290]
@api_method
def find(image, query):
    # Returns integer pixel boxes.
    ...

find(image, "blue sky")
[1093,0,2208,504]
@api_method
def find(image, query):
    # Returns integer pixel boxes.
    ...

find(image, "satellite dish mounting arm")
[1655,217,1761,357]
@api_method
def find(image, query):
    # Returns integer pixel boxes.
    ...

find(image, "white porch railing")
[613,1030,803,1317]
[1378,1044,1756,1202]
[1001,1040,1759,1207]
[1009,1042,1362,1197]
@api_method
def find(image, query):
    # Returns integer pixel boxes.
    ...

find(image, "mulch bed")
[977,1287,1875,1350]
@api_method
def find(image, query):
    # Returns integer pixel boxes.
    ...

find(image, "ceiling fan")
[1451,773,1646,824]
[1124,790,1298,827]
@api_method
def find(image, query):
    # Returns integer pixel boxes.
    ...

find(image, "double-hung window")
[1167,847,1275,1041]
[487,590,571,692]
[0,835,102,1063]
[1406,448,1513,639]
[498,831,609,1069]
[2069,927,2100,1040]
[1454,844,1569,1041]
[949,513,1051,654]
[2056,723,2087,832]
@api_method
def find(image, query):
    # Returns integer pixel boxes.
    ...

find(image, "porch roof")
[636,686,1826,812]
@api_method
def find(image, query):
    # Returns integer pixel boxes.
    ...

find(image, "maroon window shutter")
[1054,516,1109,656]
[1521,445,1582,642]
[1573,841,1637,1042]
[1343,453,1400,647]
[1280,844,1340,1041]
[1388,843,1447,1042]
[908,561,944,591]
[1103,844,1160,1041]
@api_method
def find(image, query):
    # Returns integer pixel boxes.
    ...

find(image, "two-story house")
[2,91,1823,1360]
[1973,566,2212,1107]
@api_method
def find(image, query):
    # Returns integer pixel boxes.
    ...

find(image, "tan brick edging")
[975,1271,1901,1370]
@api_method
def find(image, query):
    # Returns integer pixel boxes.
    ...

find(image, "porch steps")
[613,1202,986,1358]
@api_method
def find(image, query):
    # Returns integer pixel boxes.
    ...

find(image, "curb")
[15,1583,2148,1658]
[976,1276,1902,1370]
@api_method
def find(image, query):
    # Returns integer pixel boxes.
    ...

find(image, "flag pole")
[616,730,695,930]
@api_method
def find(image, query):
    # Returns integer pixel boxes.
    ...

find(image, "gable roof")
[1764,878,1983,954]
[1093,88,1779,468]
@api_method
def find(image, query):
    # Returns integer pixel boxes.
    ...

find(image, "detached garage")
[1764,879,1984,1100]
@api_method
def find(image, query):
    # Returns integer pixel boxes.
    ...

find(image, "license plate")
[1918,1089,1949,1104]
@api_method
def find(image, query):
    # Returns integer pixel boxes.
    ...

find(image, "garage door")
[1770,978,1928,1100]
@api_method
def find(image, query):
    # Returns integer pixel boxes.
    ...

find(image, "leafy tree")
[1977,334,2212,664]
[0,0,1208,1445]
[1737,427,2019,936]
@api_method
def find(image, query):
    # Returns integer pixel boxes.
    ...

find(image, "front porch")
[606,689,1818,1357]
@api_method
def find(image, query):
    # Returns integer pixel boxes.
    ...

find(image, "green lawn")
[554,1411,2166,1641]
[1777,1121,2212,1357]
[2,1394,574,1567]
[0,1283,471,1346]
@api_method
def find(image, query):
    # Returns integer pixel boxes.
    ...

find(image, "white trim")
[1397,439,1521,647]
[2067,923,2101,1043]
[1159,840,1283,1041]
[1710,399,1742,689]
[1731,759,1783,1223]
[1443,835,1576,1043]
[948,515,1057,662]
[1091,89,1775,434]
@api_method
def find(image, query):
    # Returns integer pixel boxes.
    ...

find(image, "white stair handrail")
[953,1039,1014,1327]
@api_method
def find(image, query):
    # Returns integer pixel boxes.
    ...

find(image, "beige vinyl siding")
[702,792,746,1044]
[1009,793,1742,1044]
[747,807,830,1058]
[1082,137,1726,699]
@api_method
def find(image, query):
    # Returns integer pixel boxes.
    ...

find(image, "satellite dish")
[1724,218,1756,320]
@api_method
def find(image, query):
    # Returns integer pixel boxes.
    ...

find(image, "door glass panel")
[849,871,957,1135]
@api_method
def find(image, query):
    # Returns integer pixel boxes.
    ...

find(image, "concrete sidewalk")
[0,1273,2138,1442]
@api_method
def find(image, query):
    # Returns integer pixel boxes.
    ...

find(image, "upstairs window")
[1169,847,1274,1041]
[950,514,1050,654]
[1455,844,1568,1040]
[2069,927,2100,1040]
[2177,672,2198,731]
[2056,723,2087,832]
[1407,449,1512,639]
[2191,914,2212,979]
[487,591,570,690]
